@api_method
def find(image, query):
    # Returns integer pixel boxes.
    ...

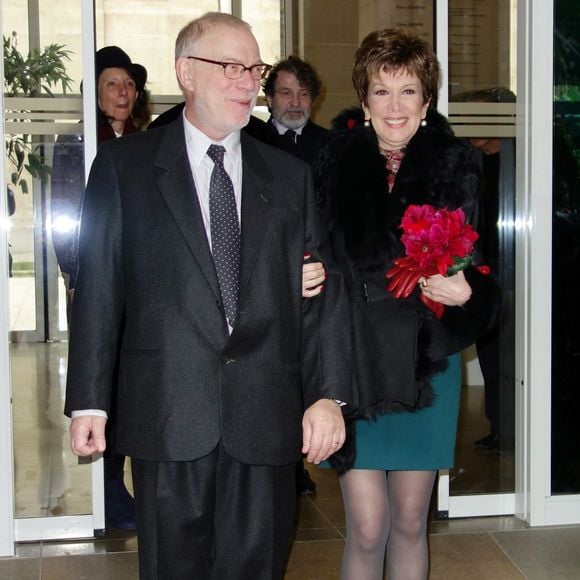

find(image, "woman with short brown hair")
[315,28,499,579]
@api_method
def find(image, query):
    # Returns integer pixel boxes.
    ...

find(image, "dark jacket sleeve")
[428,266,501,359]
[64,144,124,415]
[300,168,353,410]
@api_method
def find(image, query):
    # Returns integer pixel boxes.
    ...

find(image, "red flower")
[386,205,482,318]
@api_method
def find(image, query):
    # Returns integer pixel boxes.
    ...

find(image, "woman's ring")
[331,442,338,446]
[421,278,428,289]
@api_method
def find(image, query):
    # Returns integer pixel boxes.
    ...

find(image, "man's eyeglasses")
[187,56,272,80]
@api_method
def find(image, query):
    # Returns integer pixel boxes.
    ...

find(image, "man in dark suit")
[65,12,351,580]
[263,56,329,164]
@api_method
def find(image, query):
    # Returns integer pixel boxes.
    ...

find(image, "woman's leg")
[385,470,437,580]
[340,469,390,580]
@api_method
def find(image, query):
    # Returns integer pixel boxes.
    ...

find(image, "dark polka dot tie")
[207,144,241,328]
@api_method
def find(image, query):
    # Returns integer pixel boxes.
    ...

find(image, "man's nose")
[238,68,258,90]
[290,92,301,106]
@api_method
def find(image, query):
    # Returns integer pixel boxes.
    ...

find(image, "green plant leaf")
[15,147,25,166]
[4,33,74,193]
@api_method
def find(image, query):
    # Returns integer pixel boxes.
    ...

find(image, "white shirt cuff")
[71,409,108,419]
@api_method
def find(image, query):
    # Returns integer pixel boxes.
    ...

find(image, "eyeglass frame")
[187,56,272,80]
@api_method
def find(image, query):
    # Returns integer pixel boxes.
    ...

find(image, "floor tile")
[430,515,528,535]
[0,556,40,580]
[294,527,343,542]
[451,384,515,495]
[306,496,346,529]
[491,526,580,579]
[285,539,344,580]
[429,532,525,579]
[41,533,138,557]
[41,552,139,580]
[295,497,336,529]
[307,465,342,498]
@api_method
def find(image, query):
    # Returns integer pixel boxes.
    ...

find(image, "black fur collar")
[314,108,478,271]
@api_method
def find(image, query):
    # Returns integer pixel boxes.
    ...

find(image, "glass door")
[4,0,103,542]
[436,0,518,518]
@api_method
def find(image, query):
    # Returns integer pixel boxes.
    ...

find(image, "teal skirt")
[327,353,461,471]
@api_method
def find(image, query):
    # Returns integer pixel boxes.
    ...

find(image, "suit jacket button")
[223,357,235,365]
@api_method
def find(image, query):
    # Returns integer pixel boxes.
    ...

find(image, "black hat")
[95,46,147,92]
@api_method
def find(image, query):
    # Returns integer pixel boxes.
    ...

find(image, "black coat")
[266,118,329,165]
[313,108,500,471]
[64,118,352,465]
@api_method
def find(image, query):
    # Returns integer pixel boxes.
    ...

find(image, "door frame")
[516,0,580,527]
[0,1,15,552]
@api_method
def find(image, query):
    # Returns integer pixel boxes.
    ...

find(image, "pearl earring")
[420,118,427,127]
[364,119,371,127]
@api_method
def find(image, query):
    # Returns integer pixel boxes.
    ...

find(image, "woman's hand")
[419,270,472,307]
[302,255,325,298]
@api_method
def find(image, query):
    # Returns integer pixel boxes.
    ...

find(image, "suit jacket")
[266,118,329,165]
[64,118,351,466]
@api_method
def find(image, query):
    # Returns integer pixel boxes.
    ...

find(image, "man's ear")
[176,58,194,92]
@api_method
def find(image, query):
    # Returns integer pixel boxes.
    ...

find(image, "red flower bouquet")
[386,204,480,318]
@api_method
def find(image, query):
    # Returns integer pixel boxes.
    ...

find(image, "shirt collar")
[271,117,306,136]
[182,110,242,167]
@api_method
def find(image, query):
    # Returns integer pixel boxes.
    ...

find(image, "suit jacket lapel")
[154,127,275,323]
[155,119,220,300]
[239,133,273,298]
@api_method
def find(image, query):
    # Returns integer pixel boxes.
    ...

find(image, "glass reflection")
[447,0,517,496]
[5,0,90,519]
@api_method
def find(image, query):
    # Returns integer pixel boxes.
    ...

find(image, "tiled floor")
[3,467,580,579]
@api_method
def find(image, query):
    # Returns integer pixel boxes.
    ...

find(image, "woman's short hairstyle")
[175,12,251,60]
[352,28,441,109]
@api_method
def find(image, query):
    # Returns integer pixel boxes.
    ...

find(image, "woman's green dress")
[346,353,461,471]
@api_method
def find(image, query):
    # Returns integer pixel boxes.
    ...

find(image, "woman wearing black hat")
[94,45,150,139]
[51,46,151,531]
[52,46,150,290]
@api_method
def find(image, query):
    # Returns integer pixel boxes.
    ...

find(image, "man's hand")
[302,399,345,464]
[70,415,107,457]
